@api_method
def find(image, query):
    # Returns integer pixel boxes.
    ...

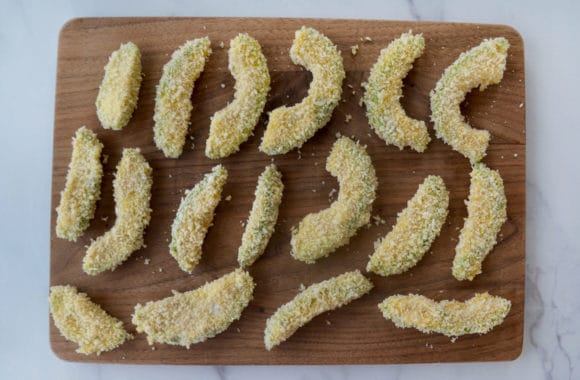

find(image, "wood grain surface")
[50,17,525,364]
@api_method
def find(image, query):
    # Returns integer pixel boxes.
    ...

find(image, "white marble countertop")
[1,0,578,379]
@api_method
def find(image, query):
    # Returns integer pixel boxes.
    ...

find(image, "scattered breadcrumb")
[350,44,359,56]
[345,114,352,123]
[328,188,337,201]
[372,215,387,226]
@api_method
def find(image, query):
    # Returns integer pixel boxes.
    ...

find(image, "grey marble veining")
[0,0,578,379]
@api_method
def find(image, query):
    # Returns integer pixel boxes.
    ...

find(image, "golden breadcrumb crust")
[96,42,142,130]
[238,164,284,267]
[132,268,255,348]
[264,270,373,350]
[291,136,377,263]
[379,292,511,337]
[49,285,131,355]
[367,175,449,276]
[154,38,212,158]
[363,31,430,152]
[83,148,152,275]
[453,163,507,281]
[430,38,509,163]
[206,34,270,159]
[260,26,345,155]
[56,127,103,242]
[170,165,228,273]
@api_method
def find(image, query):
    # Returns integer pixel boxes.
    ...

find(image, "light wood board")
[50,17,526,364]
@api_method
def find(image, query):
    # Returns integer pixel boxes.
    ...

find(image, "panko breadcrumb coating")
[367,175,449,276]
[154,38,212,158]
[56,127,103,242]
[430,38,509,163]
[264,270,373,350]
[238,164,284,267]
[96,42,142,130]
[83,148,152,275]
[206,34,270,159]
[260,26,345,155]
[49,285,131,355]
[363,31,430,152]
[132,268,255,348]
[170,165,228,273]
[453,163,507,281]
[379,292,511,337]
[291,136,377,263]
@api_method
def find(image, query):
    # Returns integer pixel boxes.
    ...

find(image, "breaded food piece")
[453,163,507,281]
[154,38,212,158]
[49,285,131,355]
[363,31,430,152]
[260,26,345,155]
[83,148,152,275]
[170,165,228,273]
[132,268,255,348]
[206,34,270,159]
[238,164,284,267]
[96,42,142,130]
[56,127,103,242]
[264,270,373,350]
[379,292,511,337]
[291,137,377,263]
[367,175,449,276]
[430,38,509,163]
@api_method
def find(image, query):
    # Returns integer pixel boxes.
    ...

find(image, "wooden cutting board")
[50,17,525,364]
